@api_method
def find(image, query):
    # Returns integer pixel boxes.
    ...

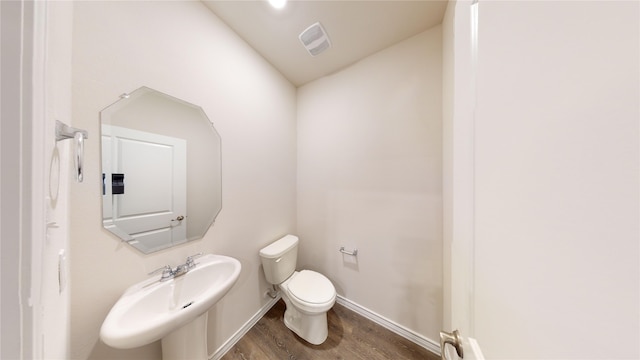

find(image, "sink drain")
[182,301,194,309]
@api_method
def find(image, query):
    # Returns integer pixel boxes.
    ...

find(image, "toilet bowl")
[259,235,336,345]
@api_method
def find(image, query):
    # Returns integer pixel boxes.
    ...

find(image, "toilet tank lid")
[259,235,299,259]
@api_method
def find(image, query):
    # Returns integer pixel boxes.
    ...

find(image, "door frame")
[0,0,49,358]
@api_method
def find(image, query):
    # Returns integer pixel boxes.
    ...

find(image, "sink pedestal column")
[161,312,208,360]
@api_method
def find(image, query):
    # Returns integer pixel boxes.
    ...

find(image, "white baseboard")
[209,295,281,360]
[335,295,441,357]
[210,294,441,359]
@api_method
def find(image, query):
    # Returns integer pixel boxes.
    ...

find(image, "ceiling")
[203,1,448,87]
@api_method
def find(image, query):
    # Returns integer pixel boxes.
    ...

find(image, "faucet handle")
[186,253,203,269]
[148,265,174,281]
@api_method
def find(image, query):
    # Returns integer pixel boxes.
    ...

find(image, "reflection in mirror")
[100,87,221,253]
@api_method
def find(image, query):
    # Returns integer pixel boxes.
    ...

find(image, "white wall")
[473,1,639,358]
[297,27,443,342]
[70,2,296,359]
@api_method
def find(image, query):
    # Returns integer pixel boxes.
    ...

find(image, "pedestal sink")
[100,254,241,360]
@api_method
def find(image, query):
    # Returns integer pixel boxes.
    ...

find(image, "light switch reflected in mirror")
[100,87,221,253]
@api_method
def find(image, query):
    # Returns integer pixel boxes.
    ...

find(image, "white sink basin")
[100,254,241,352]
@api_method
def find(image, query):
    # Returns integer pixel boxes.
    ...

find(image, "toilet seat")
[289,270,334,304]
[283,270,336,313]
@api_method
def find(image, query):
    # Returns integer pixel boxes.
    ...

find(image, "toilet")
[259,234,336,345]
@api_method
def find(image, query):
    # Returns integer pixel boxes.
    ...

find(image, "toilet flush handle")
[275,257,282,263]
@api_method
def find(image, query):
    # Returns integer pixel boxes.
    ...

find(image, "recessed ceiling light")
[268,0,287,9]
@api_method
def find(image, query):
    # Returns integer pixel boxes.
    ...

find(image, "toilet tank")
[259,235,299,285]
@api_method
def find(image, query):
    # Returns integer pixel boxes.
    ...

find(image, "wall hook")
[55,120,89,183]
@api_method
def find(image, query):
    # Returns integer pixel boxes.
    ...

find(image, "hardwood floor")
[221,299,440,360]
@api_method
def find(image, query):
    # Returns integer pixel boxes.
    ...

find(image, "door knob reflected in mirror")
[170,215,185,226]
[440,329,464,360]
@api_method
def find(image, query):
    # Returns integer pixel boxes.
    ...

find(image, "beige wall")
[70,1,296,359]
[297,27,443,342]
[473,1,639,358]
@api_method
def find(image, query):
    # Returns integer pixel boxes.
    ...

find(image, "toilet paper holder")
[339,246,358,256]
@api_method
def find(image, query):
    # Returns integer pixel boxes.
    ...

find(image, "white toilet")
[259,234,336,345]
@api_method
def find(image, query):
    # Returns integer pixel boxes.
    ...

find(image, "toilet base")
[281,296,329,345]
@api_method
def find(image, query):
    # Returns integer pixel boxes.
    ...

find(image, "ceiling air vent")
[299,22,331,57]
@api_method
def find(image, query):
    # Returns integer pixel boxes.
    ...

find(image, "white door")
[102,125,187,253]
[445,1,640,359]
[442,1,484,359]
[454,1,640,359]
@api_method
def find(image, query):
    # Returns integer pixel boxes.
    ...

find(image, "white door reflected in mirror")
[102,125,187,253]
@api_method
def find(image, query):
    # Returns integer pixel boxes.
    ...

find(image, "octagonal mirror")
[100,87,221,253]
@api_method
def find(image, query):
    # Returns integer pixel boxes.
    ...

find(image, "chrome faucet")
[172,264,190,278]
[185,253,202,269]
[148,265,174,282]
[148,253,204,281]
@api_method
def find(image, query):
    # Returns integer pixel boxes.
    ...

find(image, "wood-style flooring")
[221,299,440,360]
